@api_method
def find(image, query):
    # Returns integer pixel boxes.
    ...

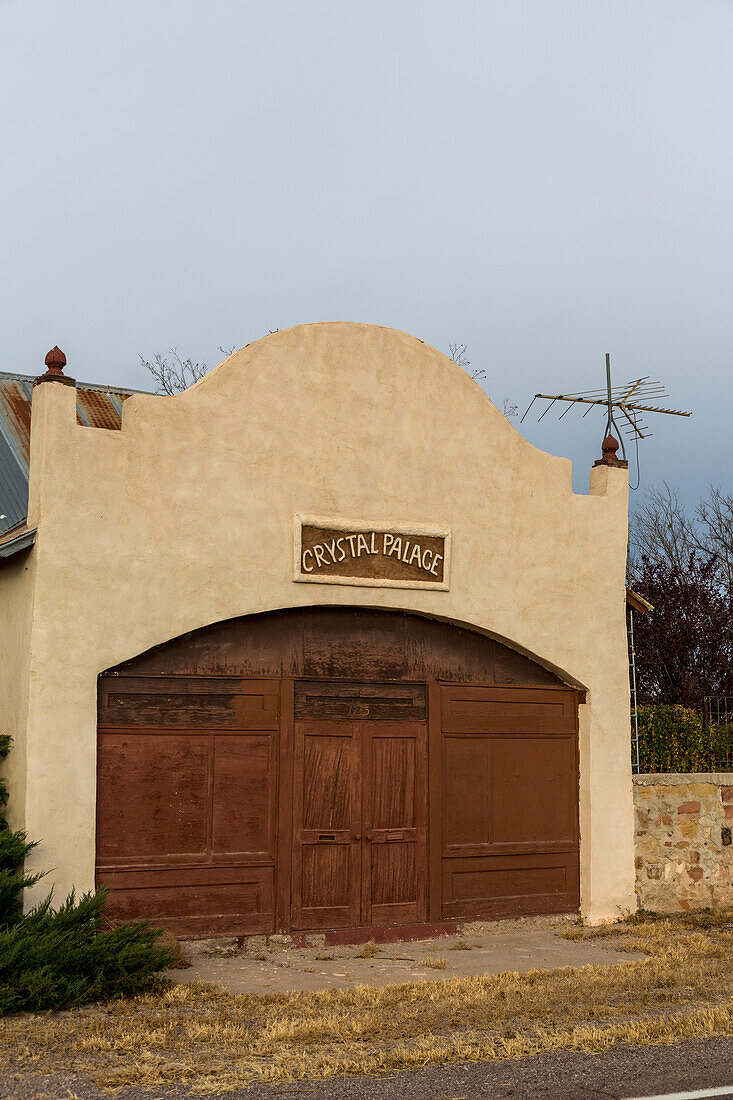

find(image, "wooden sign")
[293,516,451,590]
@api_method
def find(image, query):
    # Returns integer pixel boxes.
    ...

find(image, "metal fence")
[703,696,733,770]
[630,696,733,775]
[629,610,641,773]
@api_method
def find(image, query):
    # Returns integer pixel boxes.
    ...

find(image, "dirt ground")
[5,1035,733,1100]
[3,909,733,1098]
[170,915,645,994]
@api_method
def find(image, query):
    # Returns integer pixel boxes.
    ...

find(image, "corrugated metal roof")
[0,371,153,537]
[0,522,36,557]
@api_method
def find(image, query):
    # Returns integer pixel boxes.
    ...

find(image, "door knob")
[365,831,373,841]
[354,834,361,841]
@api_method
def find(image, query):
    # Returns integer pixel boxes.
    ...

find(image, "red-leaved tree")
[633,554,733,706]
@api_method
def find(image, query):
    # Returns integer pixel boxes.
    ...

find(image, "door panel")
[440,686,576,734]
[291,712,428,930]
[96,678,279,936]
[211,733,277,858]
[364,724,427,926]
[442,735,491,852]
[291,721,361,929]
[437,685,579,920]
[97,732,210,862]
[490,735,578,850]
[441,853,579,920]
[98,676,279,729]
[295,681,427,721]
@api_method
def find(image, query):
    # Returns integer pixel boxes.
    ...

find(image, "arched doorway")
[96,607,580,937]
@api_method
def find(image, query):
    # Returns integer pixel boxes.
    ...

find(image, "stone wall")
[633,774,733,910]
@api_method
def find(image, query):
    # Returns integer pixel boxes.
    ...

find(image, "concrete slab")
[169,915,644,995]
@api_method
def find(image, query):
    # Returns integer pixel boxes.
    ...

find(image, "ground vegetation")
[636,704,733,772]
[3,912,733,1092]
[0,738,174,1015]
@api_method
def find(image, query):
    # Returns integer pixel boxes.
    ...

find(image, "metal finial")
[594,434,628,469]
[44,346,67,374]
[34,345,75,388]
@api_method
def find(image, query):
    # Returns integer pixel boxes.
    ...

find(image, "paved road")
[4,1037,733,1100]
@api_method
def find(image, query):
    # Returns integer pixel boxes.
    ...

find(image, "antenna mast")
[521,354,691,467]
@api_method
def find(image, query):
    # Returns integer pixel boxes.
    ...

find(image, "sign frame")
[293,514,451,591]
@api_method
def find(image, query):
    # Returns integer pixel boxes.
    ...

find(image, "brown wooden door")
[363,722,427,926]
[291,682,428,930]
[96,677,280,937]
[433,685,580,920]
[291,719,362,929]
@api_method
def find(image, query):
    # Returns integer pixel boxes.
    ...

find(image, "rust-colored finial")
[593,433,628,469]
[44,346,66,374]
[34,345,76,387]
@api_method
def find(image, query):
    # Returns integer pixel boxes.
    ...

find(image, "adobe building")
[0,323,635,937]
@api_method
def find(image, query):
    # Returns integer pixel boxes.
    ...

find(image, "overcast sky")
[2,0,731,502]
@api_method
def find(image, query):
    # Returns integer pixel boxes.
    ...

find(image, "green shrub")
[0,889,172,1015]
[0,736,174,1014]
[0,734,42,927]
[636,704,733,773]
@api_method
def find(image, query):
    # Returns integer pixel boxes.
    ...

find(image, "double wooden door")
[96,660,579,935]
[291,701,427,930]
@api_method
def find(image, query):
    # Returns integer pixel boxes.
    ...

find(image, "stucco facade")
[0,322,635,924]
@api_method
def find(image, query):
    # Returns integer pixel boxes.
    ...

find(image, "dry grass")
[4,910,733,1094]
[157,929,192,971]
[354,941,378,959]
[421,956,447,970]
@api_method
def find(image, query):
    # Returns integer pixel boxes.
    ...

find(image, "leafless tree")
[139,346,237,395]
[139,348,209,395]
[447,343,518,418]
[695,485,733,591]
[629,483,696,577]
[448,342,471,370]
[448,341,485,382]
[629,482,733,592]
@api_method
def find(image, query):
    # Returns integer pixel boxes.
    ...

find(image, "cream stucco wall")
[0,550,36,833]
[2,323,635,923]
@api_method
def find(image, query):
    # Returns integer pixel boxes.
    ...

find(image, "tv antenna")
[520,354,691,487]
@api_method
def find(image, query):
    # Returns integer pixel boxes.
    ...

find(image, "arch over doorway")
[96,607,580,937]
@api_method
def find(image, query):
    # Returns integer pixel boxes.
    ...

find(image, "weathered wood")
[104,607,563,686]
[438,684,580,920]
[427,681,443,923]
[291,719,361,929]
[97,679,280,933]
[274,678,295,932]
[364,721,427,926]
[294,681,427,721]
[96,608,578,937]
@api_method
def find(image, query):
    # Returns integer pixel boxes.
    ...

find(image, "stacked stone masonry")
[633,774,733,911]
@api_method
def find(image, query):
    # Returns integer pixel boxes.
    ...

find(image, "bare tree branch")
[448,342,519,417]
[448,341,485,380]
[139,348,209,395]
[695,484,733,591]
[629,482,733,596]
[629,483,697,579]
[448,342,471,370]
